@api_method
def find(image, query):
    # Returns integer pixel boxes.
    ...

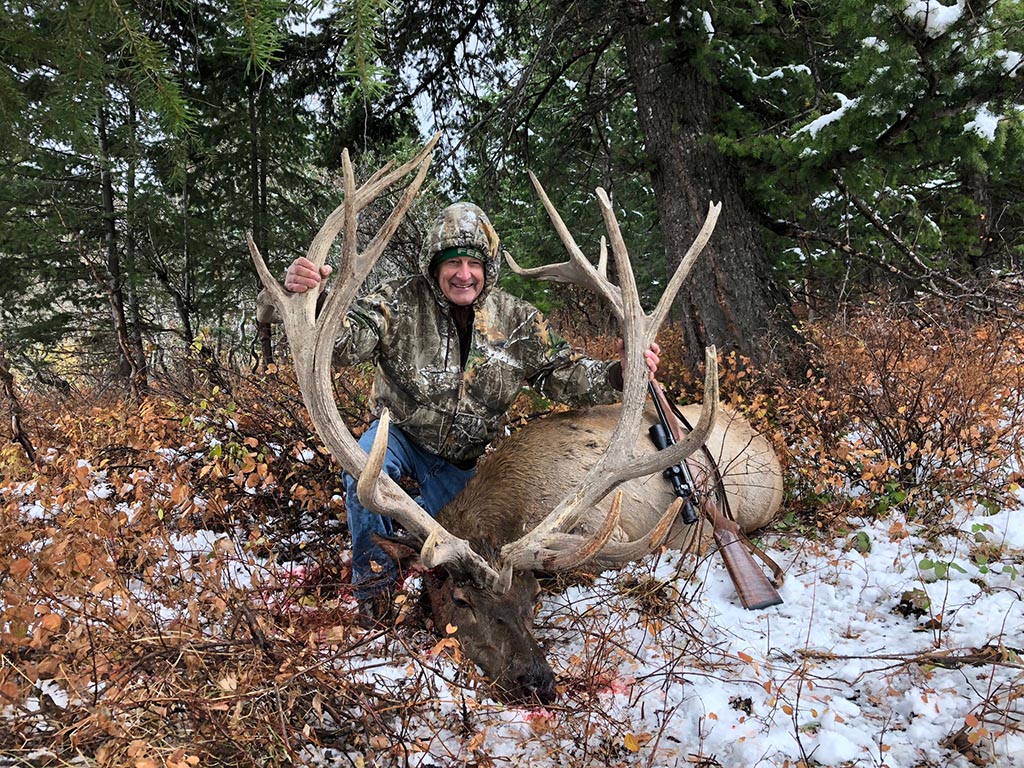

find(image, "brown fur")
[441,403,783,550]
[415,402,783,704]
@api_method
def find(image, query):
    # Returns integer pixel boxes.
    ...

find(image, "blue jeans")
[345,420,476,601]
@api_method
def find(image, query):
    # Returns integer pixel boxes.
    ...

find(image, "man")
[285,202,659,622]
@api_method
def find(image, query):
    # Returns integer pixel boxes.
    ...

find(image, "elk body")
[448,404,781,551]
[385,403,782,703]
[249,136,783,705]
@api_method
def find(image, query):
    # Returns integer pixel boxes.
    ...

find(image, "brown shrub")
[770,301,1023,527]
[2,306,1021,763]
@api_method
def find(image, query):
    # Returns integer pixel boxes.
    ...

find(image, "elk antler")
[500,173,722,572]
[247,135,508,593]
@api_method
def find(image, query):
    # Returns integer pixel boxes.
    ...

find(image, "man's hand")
[285,256,333,293]
[616,339,661,378]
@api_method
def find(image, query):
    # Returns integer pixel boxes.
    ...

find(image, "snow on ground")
[286,502,1023,767]
[4,463,1021,766]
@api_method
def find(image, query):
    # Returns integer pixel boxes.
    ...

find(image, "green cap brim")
[429,246,483,271]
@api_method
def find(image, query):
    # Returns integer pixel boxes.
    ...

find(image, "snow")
[749,65,812,83]
[292,504,1024,767]
[796,94,861,139]
[997,49,1023,77]
[966,105,1002,140]
[5,453,1023,766]
[903,1,966,38]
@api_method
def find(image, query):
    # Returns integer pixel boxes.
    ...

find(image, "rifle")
[648,379,784,610]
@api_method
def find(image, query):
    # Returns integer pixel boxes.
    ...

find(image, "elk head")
[248,137,722,704]
[376,535,556,703]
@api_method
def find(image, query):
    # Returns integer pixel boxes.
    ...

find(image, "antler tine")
[249,135,506,594]
[522,497,683,572]
[354,133,440,207]
[597,236,609,279]
[650,201,721,333]
[304,133,442,276]
[593,186,652,444]
[315,138,439,363]
[589,497,683,567]
[502,348,719,571]
[247,234,294,326]
[358,409,505,585]
[503,171,624,317]
[534,491,623,571]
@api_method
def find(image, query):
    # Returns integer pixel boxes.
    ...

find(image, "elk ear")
[371,534,425,571]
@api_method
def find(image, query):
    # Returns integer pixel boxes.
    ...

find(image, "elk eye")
[451,593,473,610]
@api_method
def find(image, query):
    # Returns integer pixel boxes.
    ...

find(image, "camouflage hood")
[420,202,502,305]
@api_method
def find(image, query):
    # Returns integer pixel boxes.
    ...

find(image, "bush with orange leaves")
[766,302,1022,528]
[556,306,1021,530]
[0,360,384,764]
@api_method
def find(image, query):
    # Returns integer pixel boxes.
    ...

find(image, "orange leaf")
[965,714,979,728]
[624,733,640,753]
[466,729,487,752]
[171,484,189,505]
[40,613,62,631]
[737,651,753,663]
[9,558,32,578]
[429,637,459,655]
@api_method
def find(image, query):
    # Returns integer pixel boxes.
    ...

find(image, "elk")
[249,135,783,704]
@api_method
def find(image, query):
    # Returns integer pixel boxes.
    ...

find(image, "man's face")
[437,256,485,306]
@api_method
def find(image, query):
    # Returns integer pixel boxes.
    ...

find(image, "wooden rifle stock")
[703,500,783,610]
[648,379,783,610]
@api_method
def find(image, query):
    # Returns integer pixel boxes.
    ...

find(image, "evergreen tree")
[0,0,417,382]
[378,0,1023,371]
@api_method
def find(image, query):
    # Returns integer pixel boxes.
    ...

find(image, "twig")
[797,645,1023,670]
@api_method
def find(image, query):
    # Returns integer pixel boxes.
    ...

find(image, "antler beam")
[247,134,508,593]
[500,175,722,571]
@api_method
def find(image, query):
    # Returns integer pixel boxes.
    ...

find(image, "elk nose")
[517,667,557,705]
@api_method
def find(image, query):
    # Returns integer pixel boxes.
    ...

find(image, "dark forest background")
[1,0,1020,395]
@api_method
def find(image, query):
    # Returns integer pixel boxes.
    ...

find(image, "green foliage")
[225,0,289,75]
[338,0,394,101]
[3,0,1023,388]
[918,557,968,581]
[0,0,420,383]
[851,530,872,554]
[708,0,1024,299]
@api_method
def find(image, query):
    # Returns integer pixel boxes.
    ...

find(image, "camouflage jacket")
[324,201,619,463]
[335,276,620,463]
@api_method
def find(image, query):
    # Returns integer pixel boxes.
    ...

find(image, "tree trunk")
[0,344,35,463]
[97,103,147,398]
[620,4,799,375]
[249,77,275,366]
[125,100,149,380]
[180,169,196,342]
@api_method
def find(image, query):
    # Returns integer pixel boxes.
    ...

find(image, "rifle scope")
[647,382,699,525]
